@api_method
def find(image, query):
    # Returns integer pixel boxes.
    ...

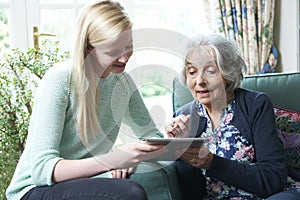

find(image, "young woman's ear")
[87,44,94,52]
[85,44,94,56]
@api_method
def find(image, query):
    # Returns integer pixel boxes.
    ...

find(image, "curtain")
[202,0,277,75]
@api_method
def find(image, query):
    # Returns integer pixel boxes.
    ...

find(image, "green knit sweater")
[6,63,162,200]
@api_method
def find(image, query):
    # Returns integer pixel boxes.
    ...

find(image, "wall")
[274,0,299,72]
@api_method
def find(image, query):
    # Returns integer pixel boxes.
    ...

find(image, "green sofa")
[131,72,300,200]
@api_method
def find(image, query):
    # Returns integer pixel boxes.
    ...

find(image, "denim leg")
[174,160,207,200]
[21,177,148,200]
[265,189,300,200]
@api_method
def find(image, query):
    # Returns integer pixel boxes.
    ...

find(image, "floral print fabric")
[197,100,258,199]
[201,0,277,74]
[196,101,300,199]
[273,106,300,190]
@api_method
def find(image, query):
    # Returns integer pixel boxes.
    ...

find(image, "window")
[1,0,208,129]
[0,1,9,57]
[121,0,208,127]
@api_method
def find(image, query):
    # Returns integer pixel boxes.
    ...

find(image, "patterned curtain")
[202,0,277,74]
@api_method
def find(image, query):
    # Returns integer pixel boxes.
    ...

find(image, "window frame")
[5,0,87,51]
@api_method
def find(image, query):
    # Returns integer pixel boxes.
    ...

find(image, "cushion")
[241,72,300,113]
[274,106,300,180]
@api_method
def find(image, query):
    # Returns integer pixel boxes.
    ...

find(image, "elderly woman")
[165,34,300,199]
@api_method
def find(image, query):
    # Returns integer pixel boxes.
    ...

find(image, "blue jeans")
[21,177,148,200]
[265,189,300,200]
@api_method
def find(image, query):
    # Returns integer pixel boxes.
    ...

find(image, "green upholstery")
[129,162,183,200]
[241,72,300,112]
[172,77,193,113]
[173,72,300,113]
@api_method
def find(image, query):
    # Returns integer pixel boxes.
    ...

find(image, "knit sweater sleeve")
[121,73,163,139]
[27,64,70,186]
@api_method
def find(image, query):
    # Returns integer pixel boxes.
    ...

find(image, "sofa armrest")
[129,162,183,200]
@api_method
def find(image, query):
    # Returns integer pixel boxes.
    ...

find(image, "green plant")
[140,83,170,98]
[0,41,69,199]
[0,9,10,57]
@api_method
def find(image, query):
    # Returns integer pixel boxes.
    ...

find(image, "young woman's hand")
[165,114,190,138]
[52,141,165,183]
[97,140,166,170]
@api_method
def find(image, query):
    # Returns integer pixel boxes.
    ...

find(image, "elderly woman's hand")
[176,145,213,170]
[165,114,190,138]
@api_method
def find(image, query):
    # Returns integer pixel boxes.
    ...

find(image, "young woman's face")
[92,30,133,77]
[185,46,227,109]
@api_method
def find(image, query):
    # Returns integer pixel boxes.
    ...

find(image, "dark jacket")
[174,88,287,198]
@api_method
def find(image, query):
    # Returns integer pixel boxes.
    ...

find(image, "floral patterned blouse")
[197,99,300,200]
[197,99,259,199]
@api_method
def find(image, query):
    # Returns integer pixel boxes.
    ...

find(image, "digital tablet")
[145,138,207,161]
[145,138,206,147]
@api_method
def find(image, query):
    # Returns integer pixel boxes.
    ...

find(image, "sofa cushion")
[274,106,300,173]
[241,72,300,113]
[275,106,300,134]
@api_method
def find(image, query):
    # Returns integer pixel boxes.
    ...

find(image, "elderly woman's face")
[185,46,227,109]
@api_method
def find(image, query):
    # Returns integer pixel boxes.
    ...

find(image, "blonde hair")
[71,0,132,144]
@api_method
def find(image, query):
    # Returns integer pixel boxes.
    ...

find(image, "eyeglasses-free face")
[87,29,133,78]
[185,46,228,111]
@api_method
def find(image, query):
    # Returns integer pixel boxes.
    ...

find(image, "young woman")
[6,1,166,199]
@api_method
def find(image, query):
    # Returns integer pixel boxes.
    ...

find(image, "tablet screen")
[145,138,205,147]
[144,138,206,161]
